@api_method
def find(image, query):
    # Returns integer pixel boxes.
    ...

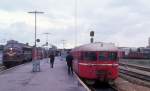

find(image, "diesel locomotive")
[3,40,32,67]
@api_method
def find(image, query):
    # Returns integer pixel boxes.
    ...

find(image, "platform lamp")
[28,11,44,47]
[28,11,44,60]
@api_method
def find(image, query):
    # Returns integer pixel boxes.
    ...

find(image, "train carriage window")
[82,52,97,61]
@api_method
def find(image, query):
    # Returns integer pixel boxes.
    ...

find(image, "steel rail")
[119,62,150,87]
[74,72,117,91]
[0,62,30,74]
[0,66,6,71]
[119,62,150,72]
[74,72,91,91]
[90,84,117,91]
[119,68,150,82]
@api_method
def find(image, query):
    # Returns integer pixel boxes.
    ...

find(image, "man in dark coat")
[49,53,55,68]
[66,52,74,74]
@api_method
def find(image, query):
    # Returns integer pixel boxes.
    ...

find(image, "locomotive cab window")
[82,52,97,61]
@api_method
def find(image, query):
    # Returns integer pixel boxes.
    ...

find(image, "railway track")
[0,62,30,74]
[74,73,117,91]
[119,62,150,87]
[119,62,150,72]
[89,82,117,91]
[0,65,6,71]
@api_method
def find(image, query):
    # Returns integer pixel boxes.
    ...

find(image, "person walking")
[49,52,55,68]
[66,52,74,75]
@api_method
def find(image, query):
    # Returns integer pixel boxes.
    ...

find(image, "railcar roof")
[72,42,118,52]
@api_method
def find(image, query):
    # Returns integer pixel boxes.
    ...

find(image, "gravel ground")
[115,78,150,91]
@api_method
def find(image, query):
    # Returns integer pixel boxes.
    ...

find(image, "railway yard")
[0,57,149,91]
[0,41,150,91]
[1,0,150,91]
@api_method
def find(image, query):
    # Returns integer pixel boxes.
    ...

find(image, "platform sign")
[36,39,40,42]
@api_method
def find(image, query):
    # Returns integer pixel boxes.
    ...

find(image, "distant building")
[118,47,137,55]
[139,47,150,53]
[0,45,4,51]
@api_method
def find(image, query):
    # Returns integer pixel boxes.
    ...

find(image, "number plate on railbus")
[96,70,106,75]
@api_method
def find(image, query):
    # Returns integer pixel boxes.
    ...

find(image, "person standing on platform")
[66,52,74,75]
[49,52,55,68]
[36,48,41,71]
[32,47,40,72]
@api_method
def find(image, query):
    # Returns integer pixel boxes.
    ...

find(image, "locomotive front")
[3,45,23,67]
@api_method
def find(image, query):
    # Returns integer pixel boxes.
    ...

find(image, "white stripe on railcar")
[79,63,118,66]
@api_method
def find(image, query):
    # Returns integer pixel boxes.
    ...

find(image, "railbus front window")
[82,52,97,61]
[98,52,117,61]
[99,52,107,61]
[108,52,117,60]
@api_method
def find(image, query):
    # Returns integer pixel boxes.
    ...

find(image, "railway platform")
[0,57,86,91]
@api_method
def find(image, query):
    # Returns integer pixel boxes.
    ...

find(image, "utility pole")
[43,32,51,46]
[28,10,44,72]
[61,40,66,49]
[28,11,44,47]
[28,11,44,72]
[74,0,77,47]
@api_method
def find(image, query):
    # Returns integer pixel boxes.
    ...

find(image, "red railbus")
[71,42,119,84]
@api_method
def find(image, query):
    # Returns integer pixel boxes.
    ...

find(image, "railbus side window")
[82,52,97,61]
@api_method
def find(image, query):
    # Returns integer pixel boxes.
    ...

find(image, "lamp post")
[43,32,51,46]
[28,11,44,72]
[61,40,66,49]
[28,11,44,47]
[74,0,77,47]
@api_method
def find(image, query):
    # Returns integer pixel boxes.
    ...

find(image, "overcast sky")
[0,0,150,48]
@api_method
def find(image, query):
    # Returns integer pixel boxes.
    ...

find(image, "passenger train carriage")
[71,42,119,84]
